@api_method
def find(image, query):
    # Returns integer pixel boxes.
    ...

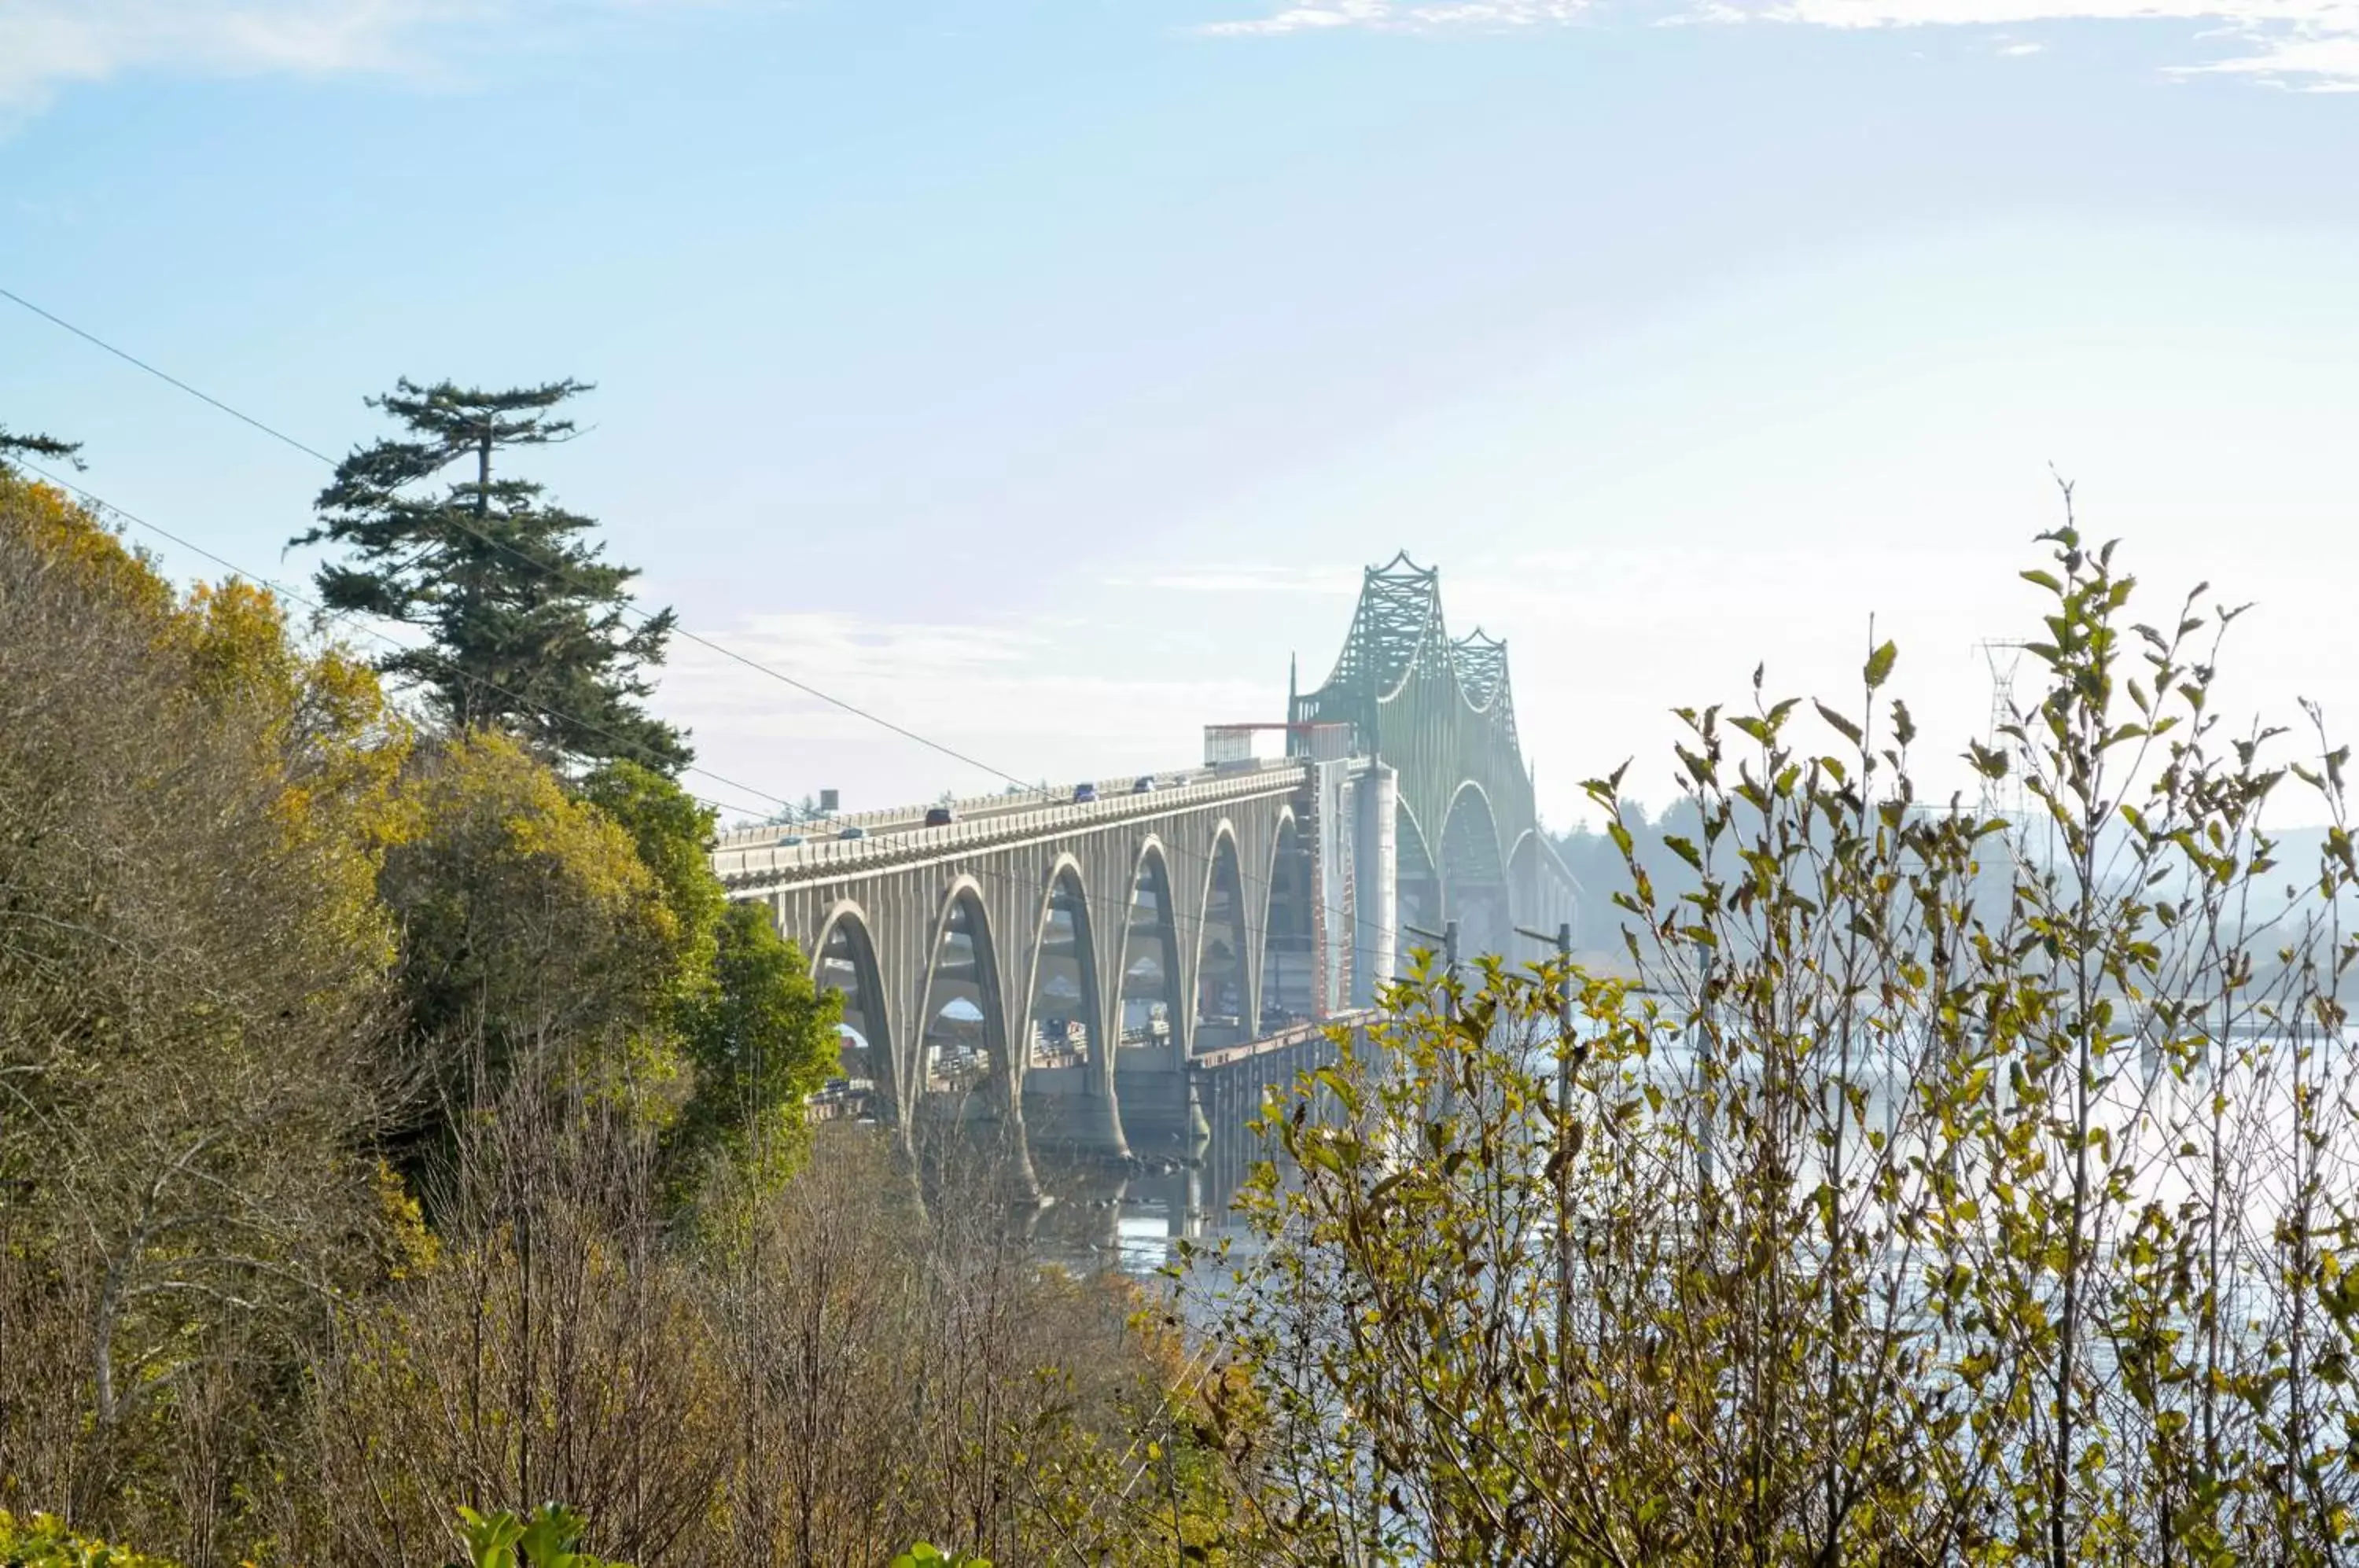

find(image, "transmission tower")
[1977,639,2030,820]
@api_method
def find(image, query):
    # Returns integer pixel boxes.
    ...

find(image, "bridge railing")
[1189,1009,1378,1072]
[711,780,1068,848]
[708,760,1286,853]
[709,758,1314,888]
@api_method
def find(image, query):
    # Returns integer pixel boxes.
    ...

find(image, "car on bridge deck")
[1132,775,1157,793]
[924,806,955,826]
[1071,782,1099,804]
[837,824,868,841]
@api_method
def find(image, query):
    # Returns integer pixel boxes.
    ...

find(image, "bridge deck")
[713,762,1249,852]
[712,757,1311,891]
[1190,1011,1372,1072]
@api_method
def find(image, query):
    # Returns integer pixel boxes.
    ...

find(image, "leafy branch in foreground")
[1194,517,2359,1566]
[891,1545,991,1568]
[447,1503,632,1568]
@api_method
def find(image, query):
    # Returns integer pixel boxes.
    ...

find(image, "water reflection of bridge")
[1032,1014,1366,1268]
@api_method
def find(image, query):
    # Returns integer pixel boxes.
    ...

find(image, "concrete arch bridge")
[708,554,1577,1183]
[711,762,1344,1179]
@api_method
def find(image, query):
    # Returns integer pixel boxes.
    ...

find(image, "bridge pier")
[1352,764,1397,1006]
[1130,1161,1203,1246]
[915,1076,1043,1204]
[1114,1040,1194,1154]
[1021,1060,1129,1161]
[1187,1016,1360,1157]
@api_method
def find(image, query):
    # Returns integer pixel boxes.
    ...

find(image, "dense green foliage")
[293,378,686,774]
[0,472,1191,1566]
[672,900,841,1190]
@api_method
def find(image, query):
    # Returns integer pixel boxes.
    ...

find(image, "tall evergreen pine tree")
[295,378,690,774]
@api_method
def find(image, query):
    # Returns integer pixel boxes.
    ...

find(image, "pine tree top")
[292,377,690,776]
[0,425,85,473]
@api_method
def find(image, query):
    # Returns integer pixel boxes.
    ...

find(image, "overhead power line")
[2,289,1464,954]
[17,461,790,824]
[1,285,340,467]
[17,457,1411,966]
[15,462,1382,954]
[1,285,1033,792]
[9,464,1378,966]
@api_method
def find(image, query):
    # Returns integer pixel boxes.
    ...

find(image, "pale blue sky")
[3,0,2356,826]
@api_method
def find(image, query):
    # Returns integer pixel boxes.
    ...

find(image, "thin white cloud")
[0,0,719,122]
[0,1,491,116]
[1202,0,1595,36]
[2176,23,2359,81]
[1205,0,2359,87]
[1725,0,2347,21]
[1714,0,2359,86]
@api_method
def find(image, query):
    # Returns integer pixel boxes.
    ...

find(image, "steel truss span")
[1291,551,1577,963]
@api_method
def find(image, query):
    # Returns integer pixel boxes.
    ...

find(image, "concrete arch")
[1269,805,1297,850]
[1112,838,1188,1154]
[1441,781,1511,962]
[1441,779,1507,878]
[1021,856,1101,1073]
[1117,840,1183,1055]
[813,900,896,1120]
[1397,803,1441,951]
[1018,853,1124,1155]
[712,764,1319,1171]
[1259,809,1316,1032]
[1192,823,1249,1055]
[1505,829,1548,963]
[915,877,1008,1110]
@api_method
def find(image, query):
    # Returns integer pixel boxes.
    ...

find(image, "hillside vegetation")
[0,473,1208,1565]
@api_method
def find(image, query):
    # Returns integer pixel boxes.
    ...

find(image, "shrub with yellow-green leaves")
[0,1509,186,1566]
[1195,523,2359,1566]
[0,471,410,1555]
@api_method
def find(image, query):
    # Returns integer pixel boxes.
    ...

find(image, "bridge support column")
[999,1087,1042,1203]
[1353,764,1397,1007]
[1114,1043,1191,1154]
[1021,1067,1129,1161]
